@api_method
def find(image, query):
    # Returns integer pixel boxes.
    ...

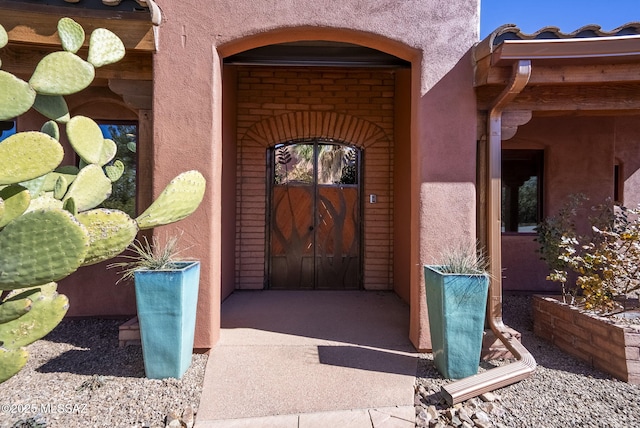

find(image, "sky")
[480,0,640,38]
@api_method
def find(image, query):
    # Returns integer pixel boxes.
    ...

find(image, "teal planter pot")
[134,261,200,379]
[424,265,489,379]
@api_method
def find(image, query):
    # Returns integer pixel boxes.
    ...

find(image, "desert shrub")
[537,195,640,313]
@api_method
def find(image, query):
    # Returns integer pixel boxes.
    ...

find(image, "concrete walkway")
[195,291,418,427]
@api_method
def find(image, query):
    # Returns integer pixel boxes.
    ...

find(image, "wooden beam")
[502,110,532,140]
[477,83,640,112]
[1,44,152,81]
[477,62,640,86]
[0,7,154,51]
[476,110,533,140]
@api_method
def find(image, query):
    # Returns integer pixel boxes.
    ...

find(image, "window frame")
[94,120,139,217]
[501,149,544,235]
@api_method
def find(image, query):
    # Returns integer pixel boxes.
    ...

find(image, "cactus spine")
[0,18,205,383]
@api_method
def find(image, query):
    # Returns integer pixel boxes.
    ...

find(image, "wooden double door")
[268,140,362,289]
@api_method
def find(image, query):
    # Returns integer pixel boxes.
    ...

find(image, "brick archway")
[236,107,394,290]
[243,111,389,149]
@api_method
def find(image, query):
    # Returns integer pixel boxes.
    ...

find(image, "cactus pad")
[53,176,69,200]
[57,17,85,54]
[0,282,69,348]
[29,51,95,95]
[56,165,81,176]
[0,132,64,185]
[105,160,125,182]
[26,194,64,213]
[77,209,139,266]
[63,164,112,212]
[0,23,7,49]
[41,166,78,192]
[0,347,28,384]
[100,139,118,166]
[0,210,89,288]
[0,71,36,120]
[87,28,125,68]
[136,171,206,230]
[19,175,47,200]
[0,185,30,228]
[67,115,113,165]
[34,95,71,124]
[40,120,60,140]
[63,197,77,216]
[0,296,32,324]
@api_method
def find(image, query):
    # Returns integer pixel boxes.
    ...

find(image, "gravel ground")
[0,319,206,428]
[5,295,640,427]
[415,294,640,427]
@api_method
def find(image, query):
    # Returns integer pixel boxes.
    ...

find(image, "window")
[272,140,359,186]
[97,122,138,217]
[0,120,16,141]
[614,162,622,203]
[502,150,543,233]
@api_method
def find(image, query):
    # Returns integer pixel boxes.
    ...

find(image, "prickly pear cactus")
[136,171,206,230]
[0,18,206,383]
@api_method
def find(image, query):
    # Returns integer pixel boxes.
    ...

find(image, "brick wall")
[234,67,395,290]
[533,295,640,383]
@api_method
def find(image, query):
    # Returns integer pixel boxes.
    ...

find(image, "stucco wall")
[153,0,480,349]
[502,115,640,292]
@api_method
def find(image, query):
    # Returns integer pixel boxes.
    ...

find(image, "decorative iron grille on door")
[268,139,361,289]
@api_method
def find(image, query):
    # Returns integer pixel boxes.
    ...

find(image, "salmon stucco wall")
[393,69,412,303]
[502,115,640,292]
[153,0,479,350]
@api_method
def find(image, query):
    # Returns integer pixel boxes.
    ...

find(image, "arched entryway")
[215,33,420,349]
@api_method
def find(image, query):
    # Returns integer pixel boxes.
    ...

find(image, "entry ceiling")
[224,41,410,68]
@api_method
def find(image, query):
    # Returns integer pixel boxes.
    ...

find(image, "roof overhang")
[474,24,640,115]
[490,35,640,66]
[0,0,157,52]
[0,0,155,81]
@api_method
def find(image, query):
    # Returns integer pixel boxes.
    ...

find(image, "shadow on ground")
[317,345,417,375]
[36,318,146,377]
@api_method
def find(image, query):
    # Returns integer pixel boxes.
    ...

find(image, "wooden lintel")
[477,83,640,112]
[1,44,152,81]
[478,62,640,86]
[0,8,155,51]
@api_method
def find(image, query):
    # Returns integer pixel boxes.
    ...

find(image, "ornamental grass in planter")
[110,235,200,379]
[425,244,490,379]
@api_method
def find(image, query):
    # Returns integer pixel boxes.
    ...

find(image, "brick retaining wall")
[533,295,640,383]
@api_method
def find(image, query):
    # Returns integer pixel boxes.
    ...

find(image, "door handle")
[308,226,314,231]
